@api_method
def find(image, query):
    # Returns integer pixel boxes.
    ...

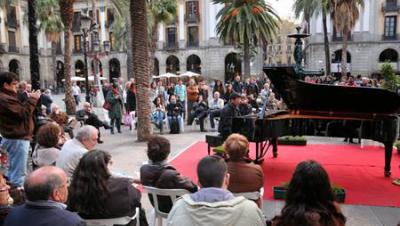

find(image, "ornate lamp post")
[80,14,93,103]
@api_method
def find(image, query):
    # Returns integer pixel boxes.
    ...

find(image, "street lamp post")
[81,14,92,103]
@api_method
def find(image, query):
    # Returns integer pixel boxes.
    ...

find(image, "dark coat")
[72,177,148,226]
[140,162,198,213]
[106,91,123,119]
[40,94,53,114]
[126,90,136,112]
[75,109,104,128]
[218,103,240,139]
[166,102,184,117]
[232,81,243,94]
[4,202,85,226]
[0,89,38,140]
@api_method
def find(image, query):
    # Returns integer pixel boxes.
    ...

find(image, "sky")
[267,0,298,21]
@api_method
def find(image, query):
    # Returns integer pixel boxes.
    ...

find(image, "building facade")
[154,0,264,82]
[305,0,400,76]
[0,0,127,89]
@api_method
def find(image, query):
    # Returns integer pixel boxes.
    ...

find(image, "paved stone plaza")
[55,95,400,226]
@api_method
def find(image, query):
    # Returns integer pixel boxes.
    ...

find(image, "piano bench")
[205,135,224,155]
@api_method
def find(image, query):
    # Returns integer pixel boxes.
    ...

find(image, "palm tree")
[59,0,76,114]
[293,0,331,75]
[214,0,280,78]
[330,0,363,78]
[148,0,177,72]
[37,0,63,91]
[28,0,41,90]
[131,0,152,141]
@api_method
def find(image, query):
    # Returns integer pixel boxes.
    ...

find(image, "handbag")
[123,113,132,126]
[103,101,112,111]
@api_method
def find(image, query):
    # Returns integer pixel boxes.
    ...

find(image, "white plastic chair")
[233,187,264,208]
[84,207,140,226]
[143,186,190,226]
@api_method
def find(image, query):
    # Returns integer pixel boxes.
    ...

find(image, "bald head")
[24,166,68,202]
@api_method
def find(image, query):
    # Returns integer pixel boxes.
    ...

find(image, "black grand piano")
[230,66,400,177]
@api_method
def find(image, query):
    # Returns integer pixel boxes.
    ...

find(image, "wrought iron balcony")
[186,14,200,23]
[382,34,399,40]
[8,45,19,53]
[187,40,199,48]
[382,2,400,12]
[165,41,178,51]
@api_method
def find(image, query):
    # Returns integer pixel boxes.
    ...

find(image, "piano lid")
[263,66,400,114]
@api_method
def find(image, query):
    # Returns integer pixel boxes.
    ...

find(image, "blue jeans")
[0,138,30,187]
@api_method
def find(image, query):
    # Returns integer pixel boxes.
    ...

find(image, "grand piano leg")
[272,138,278,158]
[384,142,393,177]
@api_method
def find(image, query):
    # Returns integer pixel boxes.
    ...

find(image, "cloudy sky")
[268,0,297,21]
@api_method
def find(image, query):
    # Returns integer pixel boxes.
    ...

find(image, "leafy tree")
[381,62,400,92]
[213,0,280,78]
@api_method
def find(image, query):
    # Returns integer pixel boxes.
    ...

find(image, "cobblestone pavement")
[54,94,400,226]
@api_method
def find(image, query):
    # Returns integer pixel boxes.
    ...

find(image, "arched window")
[379,49,398,62]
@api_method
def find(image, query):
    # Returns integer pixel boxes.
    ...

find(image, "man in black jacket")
[218,92,242,140]
[75,102,110,143]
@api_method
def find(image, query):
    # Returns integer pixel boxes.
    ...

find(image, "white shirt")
[210,98,224,110]
[56,139,88,180]
[72,85,81,96]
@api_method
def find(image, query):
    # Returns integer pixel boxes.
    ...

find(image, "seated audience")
[188,95,208,132]
[151,97,166,134]
[140,136,197,213]
[270,160,346,226]
[166,95,184,134]
[32,123,62,169]
[218,92,242,140]
[167,155,264,226]
[68,150,148,226]
[56,125,98,179]
[49,104,74,139]
[209,91,225,130]
[224,134,264,207]
[4,166,84,226]
[76,102,110,143]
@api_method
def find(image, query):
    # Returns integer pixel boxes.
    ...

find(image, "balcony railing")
[332,35,352,42]
[382,34,399,40]
[7,18,18,29]
[8,45,19,53]
[0,43,6,53]
[187,40,199,48]
[165,41,178,50]
[382,2,400,12]
[186,14,200,23]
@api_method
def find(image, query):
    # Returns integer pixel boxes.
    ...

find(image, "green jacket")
[106,91,122,119]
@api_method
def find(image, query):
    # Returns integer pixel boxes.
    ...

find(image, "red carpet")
[171,141,400,207]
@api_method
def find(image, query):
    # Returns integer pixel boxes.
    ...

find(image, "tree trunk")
[243,41,251,79]
[131,0,152,141]
[127,17,134,79]
[64,29,76,114]
[322,8,331,76]
[149,19,159,76]
[28,0,40,90]
[341,32,348,78]
[51,42,57,89]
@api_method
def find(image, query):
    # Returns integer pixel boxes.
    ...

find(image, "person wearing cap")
[218,92,242,140]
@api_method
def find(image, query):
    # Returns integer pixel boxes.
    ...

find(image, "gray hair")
[75,125,97,142]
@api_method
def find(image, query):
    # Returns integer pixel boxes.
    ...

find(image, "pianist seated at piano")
[218,92,242,140]
[269,160,346,226]
[224,134,264,208]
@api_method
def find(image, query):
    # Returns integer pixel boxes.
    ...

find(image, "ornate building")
[305,0,400,76]
[0,0,126,89]
[154,0,264,82]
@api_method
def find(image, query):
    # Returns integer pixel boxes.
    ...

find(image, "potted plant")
[278,136,307,146]
[273,182,346,203]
